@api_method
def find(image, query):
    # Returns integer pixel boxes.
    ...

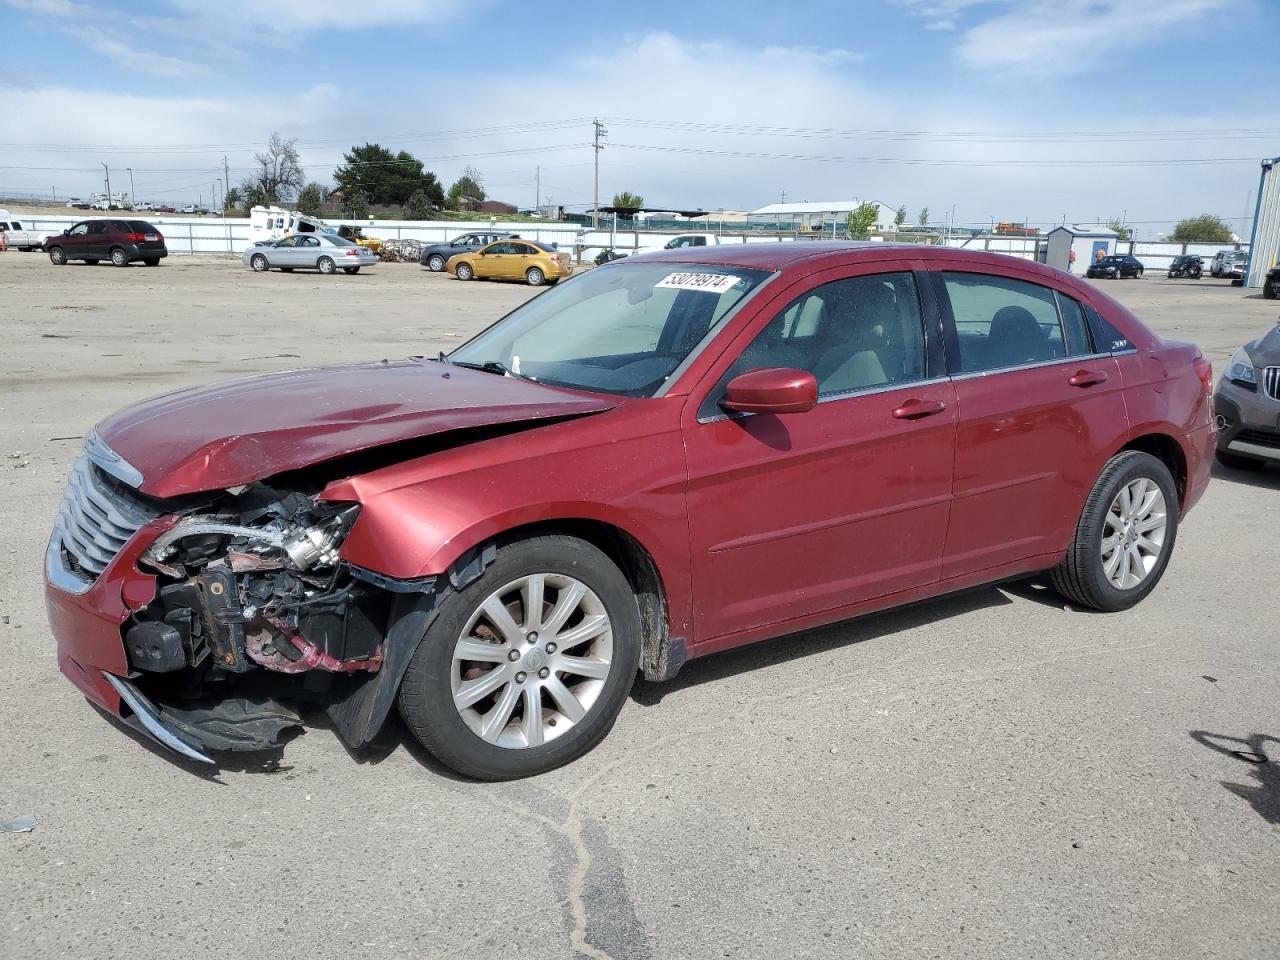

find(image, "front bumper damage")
[44,455,443,765]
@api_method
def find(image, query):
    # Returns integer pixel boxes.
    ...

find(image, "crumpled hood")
[96,360,616,498]
[1248,323,1280,367]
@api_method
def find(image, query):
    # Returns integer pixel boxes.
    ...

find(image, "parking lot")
[2,255,1278,959]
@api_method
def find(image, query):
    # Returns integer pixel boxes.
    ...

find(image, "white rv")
[248,206,332,246]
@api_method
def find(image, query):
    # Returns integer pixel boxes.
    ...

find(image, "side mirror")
[721,367,817,415]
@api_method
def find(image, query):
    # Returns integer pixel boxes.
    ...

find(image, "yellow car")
[447,239,574,286]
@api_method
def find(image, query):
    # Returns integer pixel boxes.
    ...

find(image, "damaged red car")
[45,242,1216,780]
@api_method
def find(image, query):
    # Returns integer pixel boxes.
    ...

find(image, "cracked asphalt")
[2,255,1278,959]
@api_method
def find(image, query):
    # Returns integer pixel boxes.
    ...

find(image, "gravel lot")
[2,254,1278,960]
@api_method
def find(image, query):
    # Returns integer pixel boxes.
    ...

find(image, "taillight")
[125,232,146,242]
[1193,354,1212,392]
[346,249,360,257]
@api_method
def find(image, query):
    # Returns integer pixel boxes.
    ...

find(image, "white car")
[242,233,378,275]
[180,204,198,214]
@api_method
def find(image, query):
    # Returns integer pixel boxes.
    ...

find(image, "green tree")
[403,189,434,220]
[1105,217,1132,241]
[333,143,441,206]
[222,186,242,213]
[894,204,907,228]
[445,166,486,211]
[844,201,880,240]
[1170,214,1233,243]
[342,187,370,219]
[240,131,304,206]
[296,182,326,217]
[612,190,644,210]
[918,206,929,227]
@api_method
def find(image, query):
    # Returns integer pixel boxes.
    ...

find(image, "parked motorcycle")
[594,247,627,266]
[1168,255,1203,280]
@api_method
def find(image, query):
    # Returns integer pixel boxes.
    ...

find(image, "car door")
[682,265,958,642]
[270,236,298,266]
[931,266,1129,578]
[85,221,109,258]
[61,221,89,257]
[477,241,513,278]
[299,235,323,267]
[510,241,537,278]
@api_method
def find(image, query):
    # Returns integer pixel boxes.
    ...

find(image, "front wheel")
[427,254,446,272]
[110,248,128,267]
[48,246,66,265]
[1264,277,1280,299]
[343,266,360,274]
[1051,451,1178,612]
[455,261,474,281]
[1190,268,1202,279]
[317,256,336,275]
[250,254,268,272]
[525,266,545,286]
[398,535,641,780]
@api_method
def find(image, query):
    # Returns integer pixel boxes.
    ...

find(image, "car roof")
[616,239,1080,285]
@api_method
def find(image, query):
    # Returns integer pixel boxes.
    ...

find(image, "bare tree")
[242,132,305,206]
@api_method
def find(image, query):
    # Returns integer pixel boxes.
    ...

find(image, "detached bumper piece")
[103,671,303,764]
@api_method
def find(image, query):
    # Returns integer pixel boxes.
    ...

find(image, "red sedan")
[45,242,1216,779]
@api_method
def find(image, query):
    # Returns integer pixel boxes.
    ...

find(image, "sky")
[1,0,1277,238]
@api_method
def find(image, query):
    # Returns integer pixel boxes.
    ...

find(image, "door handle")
[892,398,947,420]
[1068,370,1109,388]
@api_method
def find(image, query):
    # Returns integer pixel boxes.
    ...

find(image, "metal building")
[1244,156,1280,288]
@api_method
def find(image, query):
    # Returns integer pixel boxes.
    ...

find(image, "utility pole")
[536,165,540,215]
[223,155,231,209]
[101,162,111,208]
[592,118,607,229]
[781,189,786,204]
[126,167,135,206]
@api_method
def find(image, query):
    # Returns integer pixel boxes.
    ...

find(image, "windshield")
[450,262,771,397]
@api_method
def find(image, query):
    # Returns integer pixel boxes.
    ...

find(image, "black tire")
[1190,268,1201,279]
[280,267,293,273]
[1136,268,1144,278]
[250,253,268,272]
[1216,449,1267,471]
[398,535,642,780]
[143,258,160,267]
[1264,277,1280,299]
[455,261,474,281]
[1050,451,1179,612]
[85,259,99,265]
[48,246,66,265]
[427,253,446,272]
[343,266,360,274]
[525,266,545,286]
[110,247,128,267]
[1167,271,1175,279]
[317,256,336,275]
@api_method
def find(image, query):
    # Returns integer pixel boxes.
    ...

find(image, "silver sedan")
[242,233,378,274]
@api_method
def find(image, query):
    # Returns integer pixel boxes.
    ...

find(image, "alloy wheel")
[451,573,613,749]
[1100,477,1167,590]
[428,254,445,271]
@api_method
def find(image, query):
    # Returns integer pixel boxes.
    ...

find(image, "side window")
[69,223,88,236]
[725,272,926,400]
[277,236,297,247]
[88,222,107,235]
[302,236,319,247]
[1054,292,1093,355]
[515,243,536,255]
[941,272,1072,373]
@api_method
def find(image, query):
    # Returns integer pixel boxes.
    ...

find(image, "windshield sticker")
[655,272,741,294]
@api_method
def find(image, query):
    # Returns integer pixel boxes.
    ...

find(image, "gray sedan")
[243,233,377,274]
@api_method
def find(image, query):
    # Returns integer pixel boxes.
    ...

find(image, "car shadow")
[630,583,1029,706]
[1189,730,1280,825]
[1209,460,1280,490]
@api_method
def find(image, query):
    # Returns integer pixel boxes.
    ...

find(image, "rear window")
[326,235,357,247]
[127,220,154,232]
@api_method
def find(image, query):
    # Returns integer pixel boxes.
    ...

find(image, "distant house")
[479,200,518,215]
[750,200,900,233]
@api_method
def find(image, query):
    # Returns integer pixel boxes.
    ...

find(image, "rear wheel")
[1216,449,1267,471]
[143,258,160,267]
[110,247,128,267]
[455,261,474,281]
[526,266,545,286]
[427,253,446,272]
[398,535,641,780]
[1265,276,1280,299]
[317,256,336,275]
[1190,267,1202,279]
[250,253,268,272]
[1051,451,1178,612]
[48,246,66,265]
[343,266,360,274]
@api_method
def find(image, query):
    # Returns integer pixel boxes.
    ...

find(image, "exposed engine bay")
[119,482,435,754]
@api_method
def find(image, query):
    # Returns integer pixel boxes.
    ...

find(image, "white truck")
[0,212,54,251]
[632,232,744,255]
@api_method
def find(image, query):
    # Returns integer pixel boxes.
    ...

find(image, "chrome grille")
[53,455,158,584]
[1265,366,1280,402]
